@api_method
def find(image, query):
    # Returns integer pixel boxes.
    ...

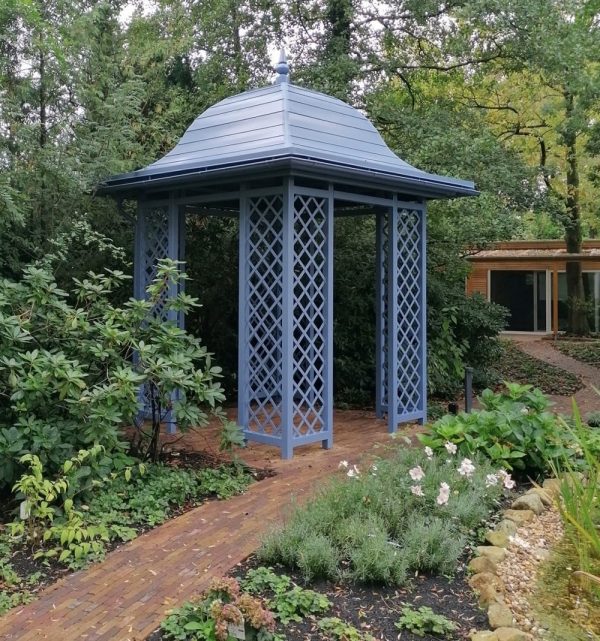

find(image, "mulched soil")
[0,450,272,610]
[493,340,584,396]
[552,339,600,369]
[148,553,489,641]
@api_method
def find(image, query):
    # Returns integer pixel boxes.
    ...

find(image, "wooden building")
[466,240,600,333]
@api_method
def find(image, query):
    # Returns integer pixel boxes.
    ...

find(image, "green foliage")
[494,341,583,396]
[160,577,281,641]
[421,383,579,476]
[585,411,600,428]
[0,259,240,487]
[241,567,330,624]
[7,448,253,569]
[550,402,600,595]
[317,617,376,641]
[258,447,504,584]
[395,605,457,637]
[554,340,600,369]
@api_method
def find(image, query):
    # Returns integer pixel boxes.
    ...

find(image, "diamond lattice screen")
[245,195,284,436]
[291,195,328,437]
[142,206,171,321]
[378,207,424,420]
[393,208,424,415]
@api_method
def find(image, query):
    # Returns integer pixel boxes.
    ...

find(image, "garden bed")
[493,340,583,396]
[0,451,269,617]
[552,338,600,369]
[148,555,488,641]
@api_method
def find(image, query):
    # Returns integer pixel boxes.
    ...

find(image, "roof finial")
[274,47,289,84]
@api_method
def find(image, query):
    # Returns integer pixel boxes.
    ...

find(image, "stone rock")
[469,556,498,575]
[542,478,561,497]
[477,546,507,564]
[470,632,499,641]
[533,547,551,562]
[503,509,534,525]
[496,519,518,536]
[469,572,501,593]
[486,530,509,547]
[526,487,553,507]
[495,627,534,641]
[488,603,514,629]
[511,493,545,515]
[477,583,503,607]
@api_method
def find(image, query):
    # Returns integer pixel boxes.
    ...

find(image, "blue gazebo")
[101,52,477,459]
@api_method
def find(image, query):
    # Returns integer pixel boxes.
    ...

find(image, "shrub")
[585,411,600,428]
[258,447,504,585]
[420,383,577,477]
[0,259,240,489]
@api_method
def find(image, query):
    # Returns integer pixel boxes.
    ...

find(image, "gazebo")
[100,52,477,459]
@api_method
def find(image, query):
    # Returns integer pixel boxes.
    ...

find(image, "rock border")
[467,480,562,641]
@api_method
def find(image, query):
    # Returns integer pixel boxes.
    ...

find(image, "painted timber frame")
[100,52,477,458]
[128,174,428,456]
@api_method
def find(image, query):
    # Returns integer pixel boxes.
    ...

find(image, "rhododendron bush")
[258,446,508,585]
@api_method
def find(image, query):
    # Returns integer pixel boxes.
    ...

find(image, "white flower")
[411,485,424,497]
[371,464,378,472]
[520,407,529,415]
[436,482,450,505]
[485,474,499,487]
[347,464,360,478]
[424,446,434,460]
[338,460,349,469]
[444,441,457,455]
[457,458,475,478]
[409,465,425,481]
[498,469,516,490]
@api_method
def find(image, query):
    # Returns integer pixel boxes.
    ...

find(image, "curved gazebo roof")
[100,54,477,199]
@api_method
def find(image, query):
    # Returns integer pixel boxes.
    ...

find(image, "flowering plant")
[419,383,578,477]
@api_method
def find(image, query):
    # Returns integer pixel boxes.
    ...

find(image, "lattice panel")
[292,195,328,437]
[393,208,424,416]
[142,207,171,321]
[378,213,390,411]
[245,195,284,436]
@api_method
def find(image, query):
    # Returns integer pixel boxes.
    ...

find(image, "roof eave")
[97,155,478,200]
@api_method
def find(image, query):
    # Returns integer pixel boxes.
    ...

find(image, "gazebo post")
[103,49,476,458]
[387,201,400,433]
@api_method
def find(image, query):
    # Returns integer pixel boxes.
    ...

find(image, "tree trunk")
[563,91,589,335]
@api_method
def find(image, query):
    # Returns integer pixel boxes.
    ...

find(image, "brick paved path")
[512,335,600,415]
[0,411,404,641]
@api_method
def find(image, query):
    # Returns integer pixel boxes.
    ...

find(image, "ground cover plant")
[553,339,600,369]
[153,560,487,641]
[493,340,583,396]
[0,450,255,614]
[420,383,598,478]
[257,446,507,585]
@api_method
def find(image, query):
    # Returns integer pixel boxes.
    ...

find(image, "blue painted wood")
[101,77,477,199]
[419,206,428,424]
[281,179,294,459]
[237,188,249,433]
[387,201,400,433]
[323,185,334,450]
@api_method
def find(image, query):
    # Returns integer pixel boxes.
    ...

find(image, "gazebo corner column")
[375,200,427,432]
[238,180,333,459]
[134,195,186,433]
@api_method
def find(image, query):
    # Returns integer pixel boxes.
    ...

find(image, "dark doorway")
[490,271,535,331]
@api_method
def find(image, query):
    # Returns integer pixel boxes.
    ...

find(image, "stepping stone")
[503,509,534,525]
[488,602,514,629]
[477,546,507,564]
[469,556,497,575]
[511,494,544,515]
